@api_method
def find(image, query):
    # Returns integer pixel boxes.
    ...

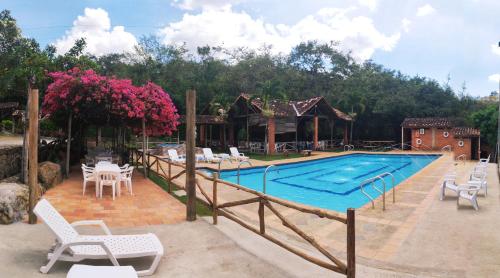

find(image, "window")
[419,128,425,134]
[416,138,422,145]
[443,131,449,138]
[458,140,464,147]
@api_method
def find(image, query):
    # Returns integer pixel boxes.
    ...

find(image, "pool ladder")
[359,172,396,211]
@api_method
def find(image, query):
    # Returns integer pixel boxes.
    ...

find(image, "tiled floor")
[42,170,186,227]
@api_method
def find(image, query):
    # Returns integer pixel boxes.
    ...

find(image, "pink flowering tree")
[42,68,179,176]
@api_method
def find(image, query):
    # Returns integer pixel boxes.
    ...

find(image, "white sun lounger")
[229,147,249,161]
[67,264,138,278]
[167,149,186,163]
[34,199,164,276]
[202,148,222,163]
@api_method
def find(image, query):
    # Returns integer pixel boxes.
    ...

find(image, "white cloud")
[491,44,500,56]
[488,73,500,83]
[54,8,138,56]
[357,0,378,11]
[160,7,401,61]
[401,18,411,33]
[416,4,435,17]
[172,0,242,10]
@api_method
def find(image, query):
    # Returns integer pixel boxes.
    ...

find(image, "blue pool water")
[219,153,439,212]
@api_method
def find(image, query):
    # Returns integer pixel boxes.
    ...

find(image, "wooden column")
[267,117,276,155]
[346,208,356,277]
[65,112,72,178]
[200,124,206,147]
[313,115,319,150]
[28,89,39,224]
[186,90,197,221]
[344,122,349,145]
[228,124,235,146]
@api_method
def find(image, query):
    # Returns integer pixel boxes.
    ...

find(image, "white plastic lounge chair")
[98,171,120,200]
[167,149,186,163]
[457,184,481,210]
[67,264,138,278]
[202,148,222,163]
[479,154,490,165]
[229,147,249,161]
[34,199,164,276]
[81,165,96,196]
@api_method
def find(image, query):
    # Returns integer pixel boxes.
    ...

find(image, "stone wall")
[0,146,22,179]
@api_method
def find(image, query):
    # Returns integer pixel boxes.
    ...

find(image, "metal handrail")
[359,177,376,209]
[217,157,232,176]
[237,160,253,184]
[377,172,396,204]
[359,173,394,210]
[441,145,452,152]
[263,165,279,194]
[456,154,466,165]
[343,144,354,151]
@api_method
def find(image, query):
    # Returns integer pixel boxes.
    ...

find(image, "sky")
[2,0,499,97]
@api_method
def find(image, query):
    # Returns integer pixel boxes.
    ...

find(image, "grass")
[248,153,303,161]
[147,170,213,216]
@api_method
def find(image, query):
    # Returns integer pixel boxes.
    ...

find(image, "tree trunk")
[65,112,72,178]
[142,118,147,177]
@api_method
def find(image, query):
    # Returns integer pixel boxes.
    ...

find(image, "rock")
[0,183,28,224]
[38,161,62,189]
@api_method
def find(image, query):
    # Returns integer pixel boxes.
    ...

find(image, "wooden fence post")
[212,172,218,225]
[346,208,355,278]
[259,198,265,234]
[167,161,172,193]
[28,88,39,224]
[186,90,197,221]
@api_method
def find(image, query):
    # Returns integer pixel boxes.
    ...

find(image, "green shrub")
[1,119,13,131]
[40,119,58,135]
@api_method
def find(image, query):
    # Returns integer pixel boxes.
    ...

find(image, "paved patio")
[43,170,185,227]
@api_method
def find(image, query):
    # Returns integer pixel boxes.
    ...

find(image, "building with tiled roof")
[184,94,352,153]
[401,117,480,160]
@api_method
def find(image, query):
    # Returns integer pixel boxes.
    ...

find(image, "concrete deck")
[163,151,500,277]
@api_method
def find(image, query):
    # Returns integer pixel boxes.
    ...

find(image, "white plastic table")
[95,162,122,198]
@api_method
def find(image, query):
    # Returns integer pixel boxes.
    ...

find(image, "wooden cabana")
[179,115,227,147]
[227,94,352,154]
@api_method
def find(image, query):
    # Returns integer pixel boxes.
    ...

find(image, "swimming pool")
[219,153,439,212]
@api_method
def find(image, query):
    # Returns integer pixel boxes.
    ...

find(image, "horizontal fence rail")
[131,149,356,277]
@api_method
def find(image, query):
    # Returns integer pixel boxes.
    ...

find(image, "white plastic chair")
[469,169,487,196]
[167,149,186,163]
[120,166,134,195]
[457,184,481,210]
[34,199,164,276]
[202,148,222,163]
[229,147,249,161]
[440,174,459,200]
[81,165,96,196]
[98,171,120,200]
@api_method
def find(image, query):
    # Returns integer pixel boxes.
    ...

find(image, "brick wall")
[411,128,455,150]
[453,138,471,159]
[410,128,473,159]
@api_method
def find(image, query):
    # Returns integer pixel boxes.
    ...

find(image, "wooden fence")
[132,149,356,277]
